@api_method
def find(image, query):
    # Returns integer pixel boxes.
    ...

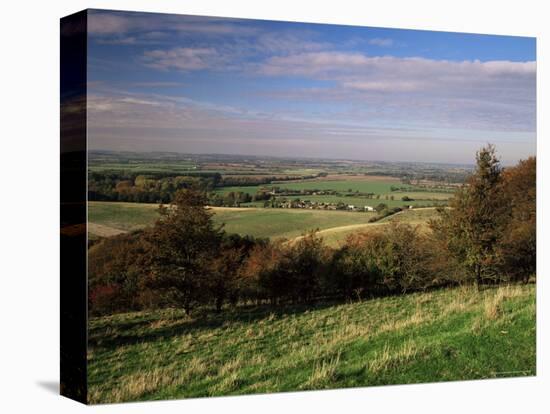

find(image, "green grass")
[88,202,160,231]
[87,284,536,404]
[212,208,377,240]
[88,202,379,240]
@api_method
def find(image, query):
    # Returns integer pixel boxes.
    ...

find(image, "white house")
[364,205,375,212]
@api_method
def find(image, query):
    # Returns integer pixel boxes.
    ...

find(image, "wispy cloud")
[87,90,535,163]
[130,81,186,88]
[368,37,394,47]
[141,47,226,71]
[255,53,535,131]
[88,11,260,40]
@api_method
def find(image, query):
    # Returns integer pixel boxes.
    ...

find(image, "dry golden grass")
[484,284,525,320]
[368,340,421,374]
[304,351,341,388]
[378,307,430,333]
[443,285,478,315]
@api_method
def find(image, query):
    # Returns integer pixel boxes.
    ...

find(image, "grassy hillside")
[88,284,536,404]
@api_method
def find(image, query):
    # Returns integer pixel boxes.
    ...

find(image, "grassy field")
[216,179,402,196]
[215,178,452,209]
[88,202,440,244]
[210,208,377,240]
[89,162,198,174]
[89,202,378,240]
[261,194,447,209]
[88,284,536,404]
[88,202,160,232]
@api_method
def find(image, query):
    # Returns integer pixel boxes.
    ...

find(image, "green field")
[216,179,400,195]
[89,202,380,241]
[88,284,536,403]
[215,179,452,209]
[89,162,198,174]
[210,208,378,240]
[88,202,160,232]
[266,194,446,209]
[88,202,441,245]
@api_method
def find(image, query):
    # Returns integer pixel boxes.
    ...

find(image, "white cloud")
[257,52,535,80]
[141,47,225,71]
[87,11,260,39]
[87,13,135,35]
[255,52,535,131]
[368,37,394,47]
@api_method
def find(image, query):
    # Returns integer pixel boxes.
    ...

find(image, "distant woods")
[88,171,313,204]
[88,171,222,204]
[89,145,536,316]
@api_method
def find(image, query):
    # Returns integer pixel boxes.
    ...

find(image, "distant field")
[88,202,439,245]
[215,176,452,209]
[89,162,198,174]
[262,194,447,209]
[216,179,401,195]
[88,284,536,403]
[88,202,160,232]
[89,202,379,241]
[211,208,378,240]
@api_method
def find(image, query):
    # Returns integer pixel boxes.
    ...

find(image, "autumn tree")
[498,157,536,282]
[88,231,147,315]
[281,232,328,302]
[431,144,508,286]
[239,242,283,304]
[208,234,264,311]
[140,189,224,314]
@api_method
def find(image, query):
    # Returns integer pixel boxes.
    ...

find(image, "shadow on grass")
[89,283,529,350]
[88,300,345,349]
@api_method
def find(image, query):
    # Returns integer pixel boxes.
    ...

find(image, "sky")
[86,9,536,164]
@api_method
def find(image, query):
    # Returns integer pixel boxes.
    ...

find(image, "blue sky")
[87,9,536,164]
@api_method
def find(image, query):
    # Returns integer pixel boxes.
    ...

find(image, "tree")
[208,234,264,311]
[88,231,147,315]
[375,203,388,213]
[281,232,328,302]
[498,157,536,282]
[140,189,224,314]
[431,144,507,286]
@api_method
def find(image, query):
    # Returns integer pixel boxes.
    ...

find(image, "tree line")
[89,145,535,316]
[88,171,314,204]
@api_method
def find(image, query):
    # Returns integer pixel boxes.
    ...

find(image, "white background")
[0,0,547,412]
